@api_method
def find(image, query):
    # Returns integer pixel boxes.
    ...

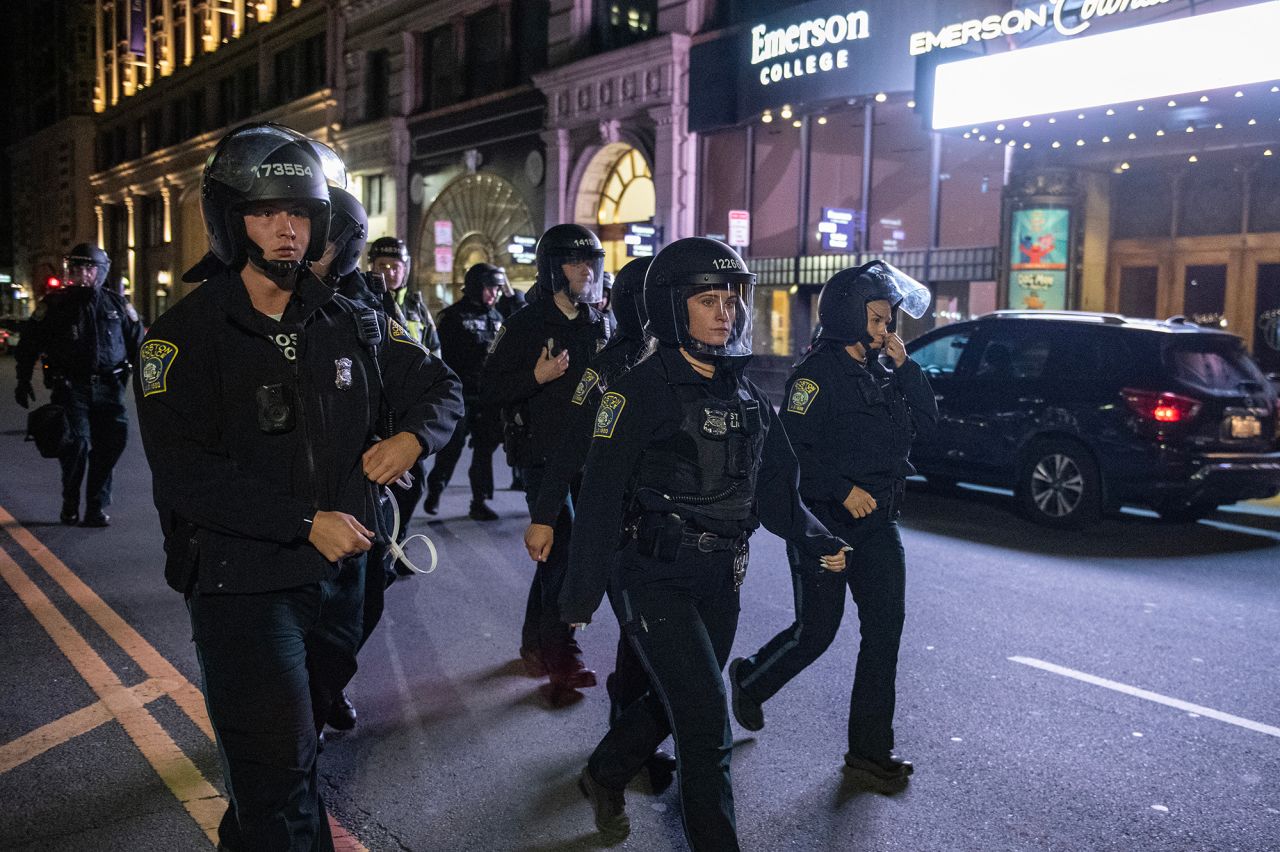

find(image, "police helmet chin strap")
[383,483,438,575]
[245,242,306,287]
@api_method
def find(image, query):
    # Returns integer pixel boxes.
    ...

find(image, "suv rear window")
[1164,338,1266,392]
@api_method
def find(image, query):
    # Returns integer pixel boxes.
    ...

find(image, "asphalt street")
[0,364,1277,852]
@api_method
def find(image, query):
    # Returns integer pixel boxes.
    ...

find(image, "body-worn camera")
[255,383,295,434]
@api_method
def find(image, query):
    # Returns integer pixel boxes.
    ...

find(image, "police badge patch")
[572,368,600,406]
[593,392,626,439]
[388,318,424,349]
[334,357,353,390]
[139,339,179,397]
[786,378,820,415]
[701,406,729,437]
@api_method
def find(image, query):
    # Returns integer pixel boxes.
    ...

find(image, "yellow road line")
[0,678,167,775]
[0,506,213,741]
[0,508,370,851]
[0,544,224,844]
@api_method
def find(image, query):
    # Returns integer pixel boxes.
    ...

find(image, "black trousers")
[189,558,365,852]
[518,465,579,674]
[588,542,742,852]
[426,408,499,502]
[53,376,128,513]
[736,500,906,761]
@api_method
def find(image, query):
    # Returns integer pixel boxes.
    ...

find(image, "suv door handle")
[1018,396,1044,404]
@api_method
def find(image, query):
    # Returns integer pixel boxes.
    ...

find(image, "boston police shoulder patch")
[786,378,820,415]
[140,339,179,397]
[388,318,424,350]
[572,368,601,406]
[593,391,626,439]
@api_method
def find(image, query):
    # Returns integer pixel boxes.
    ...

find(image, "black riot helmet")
[535,224,605,304]
[199,123,331,281]
[64,243,111,288]
[463,262,506,303]
[610,257,650,341]
[325,186,368,279]
[644,238,755,360]
[368,236,411,269]
[816,260,932,348]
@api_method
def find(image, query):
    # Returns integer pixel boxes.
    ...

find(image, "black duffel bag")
[26,403,71,458]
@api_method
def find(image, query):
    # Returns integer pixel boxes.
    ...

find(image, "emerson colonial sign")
[910,0,1172,55]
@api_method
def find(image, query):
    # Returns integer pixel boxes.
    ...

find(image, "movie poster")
[1007,208,1069,310]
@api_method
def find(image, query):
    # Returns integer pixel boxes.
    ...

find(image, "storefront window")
[868,100,931,254]
[751,121,801,257]
[751,286,793,357]
[1183,264,1227,328]
[699,128,747,241]
[939,135,1003,248]
[806,107,865,255]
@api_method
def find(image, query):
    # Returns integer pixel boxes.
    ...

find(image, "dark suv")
[905,311,1280,528]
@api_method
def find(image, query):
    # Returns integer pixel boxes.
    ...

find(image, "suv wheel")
[1016,439,1101,529]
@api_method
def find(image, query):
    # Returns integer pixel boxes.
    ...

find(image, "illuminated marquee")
[751,10,870,87]
[910,0,1172,56]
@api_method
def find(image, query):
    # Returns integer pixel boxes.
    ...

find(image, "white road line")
[1009,656,1280,738]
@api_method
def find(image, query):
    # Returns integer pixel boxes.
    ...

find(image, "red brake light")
[45,275,61,290]
[1121,388,1202,423]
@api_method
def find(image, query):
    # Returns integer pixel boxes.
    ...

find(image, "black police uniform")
[481,295,608,681]
[389,286,440,353]
[136,268,462,850]
[16,283,143,522]
[496,287,526,320]
[427,295,504,506]
[560,345,844,851]
[733,341,937,768]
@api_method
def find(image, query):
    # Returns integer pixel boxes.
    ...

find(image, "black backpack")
[26,403,71,458]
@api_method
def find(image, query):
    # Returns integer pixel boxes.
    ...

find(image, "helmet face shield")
[205,125,320,194]
[866,261,931,325]
[552,250,605,304]
[671,279,754,358]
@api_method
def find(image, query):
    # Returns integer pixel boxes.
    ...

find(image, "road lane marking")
[0,544,225,843]
[0,506,213,740]
[0,508,370,851]
[1010,656,1280,738]
[0,678,167,775]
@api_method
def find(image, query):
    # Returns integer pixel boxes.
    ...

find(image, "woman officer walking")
[558,238,848,851]
[728,261,937,794]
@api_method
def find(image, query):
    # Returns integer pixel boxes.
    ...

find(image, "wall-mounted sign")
[129,0,147,55]
[1007,208,1069,311]
[434,220,453,247]
[434,246,454,275]
[910,0,1172,56]
[624,224,663,258]
[507,235,537,265]
[751,10,869,87]
[728,210,751,248]
[818,207,863,251]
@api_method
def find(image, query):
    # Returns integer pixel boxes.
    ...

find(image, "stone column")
[541,127,571,228]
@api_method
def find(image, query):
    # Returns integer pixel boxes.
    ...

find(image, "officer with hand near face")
[728,261,937,795]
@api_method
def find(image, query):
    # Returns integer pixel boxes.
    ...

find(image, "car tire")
[1016,439,1102,529]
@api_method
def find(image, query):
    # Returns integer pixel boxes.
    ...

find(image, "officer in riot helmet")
[728,260,937,795]
[133,122,463,851]
[15,242,143,526]
[481,223,609,704]
[560,238,847,849]
[368,236,440,353]
[426,262,507,520]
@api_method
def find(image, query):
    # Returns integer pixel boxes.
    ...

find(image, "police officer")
[14,243,143,526]
[134,123,462,851]
[425,262,505,520]
[727,260,936,795]
[368,236,440,353]
[481,223,609,701]
[560,238,848,850]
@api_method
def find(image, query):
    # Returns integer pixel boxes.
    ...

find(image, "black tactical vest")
[634,381,765,527]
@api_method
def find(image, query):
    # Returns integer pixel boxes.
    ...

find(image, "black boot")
[578,766,629,842]
[843,753,912,794]
[468,499,498,521]
[80,509,110,527]
[326,691,357,730]
[423,484,442,515]
[60,500,79,526]
[645,748,677,793]
[728,658,764,731]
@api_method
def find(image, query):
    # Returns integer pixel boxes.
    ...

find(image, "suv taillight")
[1121,388,1202,423]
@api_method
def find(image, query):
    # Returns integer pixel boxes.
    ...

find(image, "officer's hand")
[843,485,878,519]
[884,333,908,368]
[308,511,374,562]
[14,380,35,409]
[524,523,554,562]
[534,346,570,384]
[819,548,850,573]
[362,432,422,485]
